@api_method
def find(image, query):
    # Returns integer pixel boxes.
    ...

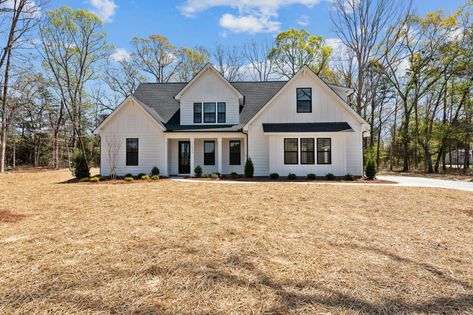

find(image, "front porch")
[165,132,246,176]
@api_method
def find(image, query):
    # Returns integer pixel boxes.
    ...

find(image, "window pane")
[193,103,202,123]
[204,102,216,123]
[126,138,138,166]
[317,138,331,164]
[297,88,312,113]
[229,140,241,165]
[217,102,226,123]
[284,138,298,164]
[301,138,314,164]
[204,141,215,165]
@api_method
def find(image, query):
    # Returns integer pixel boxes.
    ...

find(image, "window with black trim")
[217,102,226,123]
[297,88,312,113]
[126,138,138,166]
[193,103,202,123]
[204,102,216,123]
[229,140,241,165]
[317,138,331,164]
[204,141,215,165]
[284,138,298,164]
[300,138,315,164]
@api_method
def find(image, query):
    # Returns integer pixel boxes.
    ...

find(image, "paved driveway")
[174,175,473,192]
[377,175,473,192]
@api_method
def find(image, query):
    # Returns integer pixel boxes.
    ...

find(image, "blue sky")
[49,0,467,59]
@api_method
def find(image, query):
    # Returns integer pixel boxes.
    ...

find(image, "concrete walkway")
[377,175,473,192]
[172,176,473,192]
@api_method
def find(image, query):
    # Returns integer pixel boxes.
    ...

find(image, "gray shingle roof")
[133,81,287,131]
[132,81,349,132]
[262,122,354,133]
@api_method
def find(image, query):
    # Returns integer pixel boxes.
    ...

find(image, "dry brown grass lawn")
[1,169,472,314]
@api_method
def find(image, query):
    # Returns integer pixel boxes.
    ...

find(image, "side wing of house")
[94,97,168,176]
[245,67,367,177]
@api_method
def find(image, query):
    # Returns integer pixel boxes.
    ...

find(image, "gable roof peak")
[174,63,244,103]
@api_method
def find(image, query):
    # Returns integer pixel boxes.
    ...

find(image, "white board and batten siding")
[179,69,240,125]
[99,99,167,176]
[247,71,364,176]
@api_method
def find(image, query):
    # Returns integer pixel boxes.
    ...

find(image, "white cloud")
[297,15,309,27]
[220,14,280,33]
[110,48,131,62]
[88,0,117,23]
[179,0,322,34]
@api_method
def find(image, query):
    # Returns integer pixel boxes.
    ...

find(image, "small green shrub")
[71,150,90,179]
[230,172,239,179]
[137,173,146,179]
[365,159,377,180]
[269,173,279,179]
[89,177,100,183]
[151,175,160,180]
[124,177,134,182]
[124,173,133,178]
[141,175,151,180]
[99,176,108,181]
[344,174,355,181]
[288,173,297,180]
[79,177,90,182]
[220,174,227,179]
[307,173,316,180]
[202,173,210,178]
[244,158,254,178]
[151,166,160,176]
[211,173,220,179]
[325,173,336,180]
[194,165,203,178]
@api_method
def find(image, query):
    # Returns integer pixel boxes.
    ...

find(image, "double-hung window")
[126,138,139,166]
[297,88,312,113]
[284,138,298,164]
[217,102,226,123]
[317,138,331,164]
[204,141,215,165]
[193,103,202,123]
[229,140,241,165]
[203,102,216,123]
[300,138,315,164]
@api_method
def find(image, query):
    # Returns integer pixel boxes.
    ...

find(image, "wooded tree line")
[0,0,471,173]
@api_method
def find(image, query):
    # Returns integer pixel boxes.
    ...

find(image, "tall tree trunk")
[0,47,13,173]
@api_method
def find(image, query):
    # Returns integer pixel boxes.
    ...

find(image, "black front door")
[178,141,191,174]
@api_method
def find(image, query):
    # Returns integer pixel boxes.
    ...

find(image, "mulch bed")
[191,177,397,184]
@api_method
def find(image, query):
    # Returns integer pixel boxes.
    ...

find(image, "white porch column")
[190,137,195,177]
[163,137,168,176]
[217,137,223,174]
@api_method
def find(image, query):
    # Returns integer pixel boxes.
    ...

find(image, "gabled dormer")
[175,64,244,126]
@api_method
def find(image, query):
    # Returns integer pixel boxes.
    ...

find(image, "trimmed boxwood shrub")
[194,165,203,178]
[230,172,239,179]
[211,173,220,179]
[89,177,100,183]
[151,175,160,180]
[137,173,146,179]
[244,158,254,178]
[344,174,355,181]
[124,177,134,182]
[269,173,279,179]
[79,177,90,182]
[325,173,336,180]
[288,173,297,180]
[307,173,316,180]
[71,150,90,179]
[365,159,377,180]
[124,173,133,178]
[141,175,151,180]
[151,166,160,176]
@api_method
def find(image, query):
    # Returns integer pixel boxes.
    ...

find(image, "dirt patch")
[0,210,26,223]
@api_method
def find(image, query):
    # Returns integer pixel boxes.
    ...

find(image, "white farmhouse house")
[94,64,369,177]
